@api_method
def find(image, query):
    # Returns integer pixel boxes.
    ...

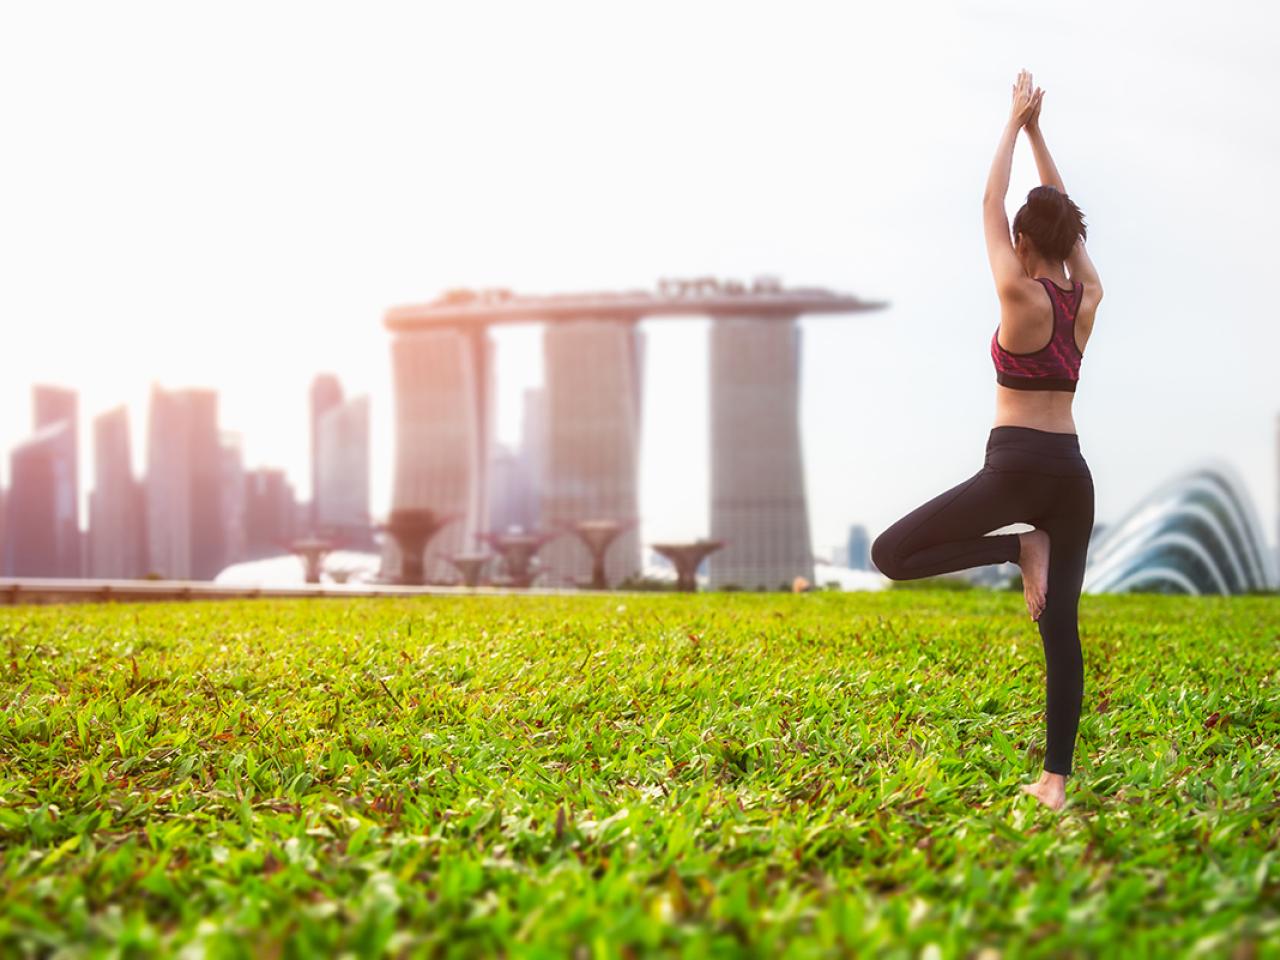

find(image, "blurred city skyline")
[2,0,1277,561]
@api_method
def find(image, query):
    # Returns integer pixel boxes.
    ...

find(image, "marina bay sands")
[383,276,889,589]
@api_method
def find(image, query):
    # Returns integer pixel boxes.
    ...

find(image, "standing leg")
[871,465,1041,581]
[1032,472,1096,780]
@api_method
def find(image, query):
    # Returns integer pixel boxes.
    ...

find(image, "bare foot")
[1020,771,1066,811]
[1017,529,1050,620]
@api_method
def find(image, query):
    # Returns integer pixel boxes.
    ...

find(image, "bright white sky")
[2,0,1277,563]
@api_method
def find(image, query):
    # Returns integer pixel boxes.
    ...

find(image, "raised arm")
[983,70,1041,300]
[1024,96,1103,295]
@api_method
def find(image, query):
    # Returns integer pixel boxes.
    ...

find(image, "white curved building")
[1083,459,1278,595]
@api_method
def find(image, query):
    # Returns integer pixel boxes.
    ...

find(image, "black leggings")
[870,425,1095,777]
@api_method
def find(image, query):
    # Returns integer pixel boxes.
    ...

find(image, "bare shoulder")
[996,274,1045,308]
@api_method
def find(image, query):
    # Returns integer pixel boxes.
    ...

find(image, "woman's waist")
[985,426,1089,476]
[987,423,1080,445]
[993,387,1076,432]
[991,407,1077,438]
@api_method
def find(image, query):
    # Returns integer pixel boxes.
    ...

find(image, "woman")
[870,70,1102,812]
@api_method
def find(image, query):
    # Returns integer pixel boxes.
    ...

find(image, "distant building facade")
[219,432,247,568]
[3,420,78,577]
[88,406,146,578]
[846,524,871,572]
[310,374,344,532]
[488,441,535,536]
[315,394,372,545]
[388,327,495,581]
[538,319,644,587]
[487,387,546,537]
[145,385,225,580]
[521,386,547,529]
[243,468,297,558]
[708,316,814,590]
[33,385,81,575]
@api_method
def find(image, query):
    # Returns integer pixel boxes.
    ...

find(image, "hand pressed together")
[1009,68,1044,130]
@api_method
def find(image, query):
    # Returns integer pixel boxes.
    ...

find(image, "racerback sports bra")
[990,277,1084,392]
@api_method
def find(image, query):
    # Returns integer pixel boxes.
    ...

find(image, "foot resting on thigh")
[1021,770,1066,811]
[1017,529,1050,621]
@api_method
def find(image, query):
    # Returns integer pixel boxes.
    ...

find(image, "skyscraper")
[31,385,81,576]
[389,326,495,581]
[539,319,644,587]
[3,420,77,577]
[488,441,531,535]
[708,316,814,590]
[520,386,546,531]
[243,468,296,558]
[88,406,145,578]
[488,388,546,536]
[145,385,225,580]
[310,374,344,532]
[846,523,871,572]
[33,385,75,428]
[220,432,247,567]
[315,394,371,543]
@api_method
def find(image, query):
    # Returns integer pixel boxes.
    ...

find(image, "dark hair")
[1011,185,1087,261]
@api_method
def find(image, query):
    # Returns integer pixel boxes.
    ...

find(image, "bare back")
[992,276,1102,434]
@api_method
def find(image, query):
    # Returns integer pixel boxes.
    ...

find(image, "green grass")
[1,591,1277,958]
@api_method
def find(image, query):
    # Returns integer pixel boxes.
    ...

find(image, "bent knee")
[871,534,904,580]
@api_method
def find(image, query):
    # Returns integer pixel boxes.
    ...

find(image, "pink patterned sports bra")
[990,277,1084,392]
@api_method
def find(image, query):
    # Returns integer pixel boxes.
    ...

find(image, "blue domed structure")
[1082,459,1277,595]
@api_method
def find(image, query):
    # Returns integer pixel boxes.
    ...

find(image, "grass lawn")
[1,590,1277,958]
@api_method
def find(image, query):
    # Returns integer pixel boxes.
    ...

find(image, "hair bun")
[1027,186,1063,210]
[1012,185,1088,260]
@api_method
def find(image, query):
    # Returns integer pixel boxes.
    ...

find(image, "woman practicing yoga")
[871,70,1102,812]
